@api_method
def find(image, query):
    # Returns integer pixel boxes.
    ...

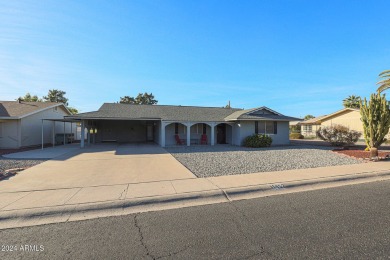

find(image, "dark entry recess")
[217,124,226,144]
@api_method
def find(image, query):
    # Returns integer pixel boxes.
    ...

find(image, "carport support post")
[186,124,191,146]
[211,123,215,146]
[81,121,85,148]
[52,121,55,147]
[41,119,44,150]
[87,128,91,145]
[161,122,166,147]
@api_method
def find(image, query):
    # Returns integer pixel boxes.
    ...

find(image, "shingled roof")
[67,103,300,122]
[68,103,242,122]
[0,101,67,118]
[299,108,360,125]
[224,107,299,121]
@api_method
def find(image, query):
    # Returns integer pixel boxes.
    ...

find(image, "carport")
[76,118,160,148]
[41,118,81,149]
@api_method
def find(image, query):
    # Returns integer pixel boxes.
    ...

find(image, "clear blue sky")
[1,0,389,118]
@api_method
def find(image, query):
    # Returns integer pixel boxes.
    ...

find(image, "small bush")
[316,124,361,146]
[243,134,272,148]
[289,133,304,139]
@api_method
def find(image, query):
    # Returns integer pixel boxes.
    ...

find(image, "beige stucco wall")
[300,110,364,137]
[320,110,363,132]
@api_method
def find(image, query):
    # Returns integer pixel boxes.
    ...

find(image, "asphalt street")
[1,180,389,259]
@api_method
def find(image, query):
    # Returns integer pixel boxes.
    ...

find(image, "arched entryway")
[164,122,187,146]
[190,123,211,145]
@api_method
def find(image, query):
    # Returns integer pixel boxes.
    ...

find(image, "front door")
[217,124,226,144]
[146,125,154,141]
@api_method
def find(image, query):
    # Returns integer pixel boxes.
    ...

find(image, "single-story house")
[299,108,362,137]
[66,103,300,147]
[0,101,77,149]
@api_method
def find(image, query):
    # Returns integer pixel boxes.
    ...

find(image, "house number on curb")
[270,184,285,190]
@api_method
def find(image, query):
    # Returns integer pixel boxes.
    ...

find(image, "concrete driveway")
[0,144,195,192]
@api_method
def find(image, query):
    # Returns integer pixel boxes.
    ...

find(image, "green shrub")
[289,133,304,139]
[243,134,272,148]
[316,124,361,146]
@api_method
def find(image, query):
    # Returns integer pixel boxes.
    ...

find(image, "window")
[175,123,179,134]
[259,121,265,134]
[266,121,274,134]
[255,121,277,134]
[303,125,312,132]
[203,124,207,134]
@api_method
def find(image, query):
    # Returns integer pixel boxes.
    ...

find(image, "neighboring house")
[66,103,300,147]
[0,101,76,149]
[299,108,362,137]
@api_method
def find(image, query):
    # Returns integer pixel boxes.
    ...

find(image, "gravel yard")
[166,145,362,178]
[0,157,47,173]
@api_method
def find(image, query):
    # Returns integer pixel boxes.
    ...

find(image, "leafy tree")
[18,93,42,102]
[343,95,361,109]
[16,89,79,114]
[120,92,158,105]
[289,125,301,133]
[304,115,315,120]
[67,107,79,114]
[43,89,69,106]
[119,96,136,104]
[376,70,390,93]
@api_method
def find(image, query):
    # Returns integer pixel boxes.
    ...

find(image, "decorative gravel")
[0,157,47,173]
[166,145,362,178]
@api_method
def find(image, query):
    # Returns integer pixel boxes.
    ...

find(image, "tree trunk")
[370,147,378,159]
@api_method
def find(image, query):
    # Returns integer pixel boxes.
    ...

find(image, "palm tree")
[377,70,390,93]
[343,95,361,109]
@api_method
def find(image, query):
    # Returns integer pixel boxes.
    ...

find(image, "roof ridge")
[103,103,243,110]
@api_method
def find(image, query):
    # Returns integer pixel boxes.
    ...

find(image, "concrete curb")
[1,171,390,229]
[224,170,390,200]
[0,190,228,229]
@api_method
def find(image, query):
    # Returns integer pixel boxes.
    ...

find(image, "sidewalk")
[1,161,390,229]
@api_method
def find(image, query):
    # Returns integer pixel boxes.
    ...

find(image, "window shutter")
[255,121,258,134]
[203,124,207,134]
[274,122,277,134]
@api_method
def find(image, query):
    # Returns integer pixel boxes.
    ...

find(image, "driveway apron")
[0,144,195,192]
